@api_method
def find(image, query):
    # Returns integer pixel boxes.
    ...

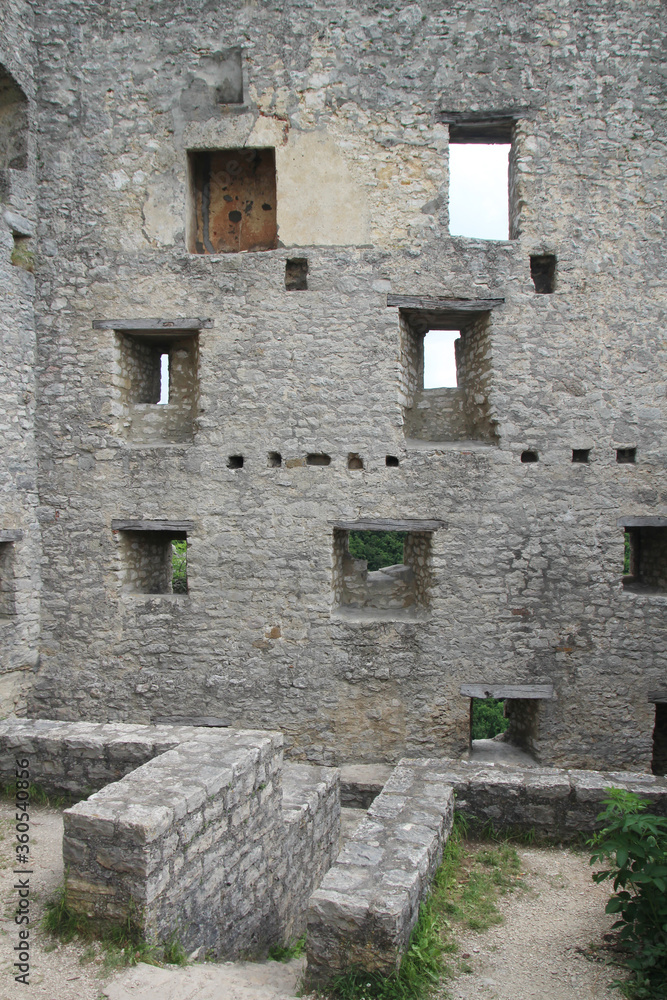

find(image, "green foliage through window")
[172,540,187,593]
[348,531,406,571]
[471,698,508,740]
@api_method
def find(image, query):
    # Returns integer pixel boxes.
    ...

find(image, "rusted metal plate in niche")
[192,148,277,253]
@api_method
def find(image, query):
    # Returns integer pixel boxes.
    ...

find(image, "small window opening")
[119,530,188,595]
[572,449,590,464]
[0,542,16,617]
[623,526,667,594]
[530,254,557,294]
[423,330,460,388]
[521,450,538,463]
[348,453,363,470]
[652,703,667,776]
[0,65,29,171]
[333,528,432,619]
[115,332,198,444]
[171,540,188,594]
[448,143,510,240]
[158,353,169,404]
[10,234,33,272]
[268,451,282,467]
[385,455,399,467]
[285,258,308,291]
[470,697,508,740]
[307,453,331,466]
[617,447,636,464]
[227,455,244,469]
[189,148,277,254]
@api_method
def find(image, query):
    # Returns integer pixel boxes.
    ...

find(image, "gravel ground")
[443,845,623,1000]
[0,801,625,1000]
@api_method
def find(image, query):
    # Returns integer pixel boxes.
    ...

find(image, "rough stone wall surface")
[12,0,667,770]
[307,758,455,981]
[307,755,667,983]
[0,0,40,716]
[0,719,341,956]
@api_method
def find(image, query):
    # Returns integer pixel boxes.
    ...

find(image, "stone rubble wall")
[307,759,455,982]
[0,719,340,957]
[307,756,667,983]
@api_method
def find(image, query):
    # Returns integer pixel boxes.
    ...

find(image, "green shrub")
[471,698,508,740]
[589,788,667,997]
[348,531,406,572]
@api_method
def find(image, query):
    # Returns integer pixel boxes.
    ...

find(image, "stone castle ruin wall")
[0,0,666,773]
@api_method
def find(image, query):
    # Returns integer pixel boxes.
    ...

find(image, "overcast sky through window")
[423,144,510,387]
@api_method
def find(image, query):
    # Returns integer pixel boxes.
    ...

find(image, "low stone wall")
[426,758,667,836]
[307,759,455,982]
[0,719,340,958]
[279,763,341,942]
[306,757,667,983]
[0,718,204,798]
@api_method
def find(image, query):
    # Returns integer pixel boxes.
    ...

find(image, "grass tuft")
[42,882,188,969]
[317,818,523,1000]
[269,934,306,962]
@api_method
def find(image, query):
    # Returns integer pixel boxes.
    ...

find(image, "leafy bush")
[590,788,667,997]
[471,698,508,740]
[348,531,406,572]
[172,540,187,593]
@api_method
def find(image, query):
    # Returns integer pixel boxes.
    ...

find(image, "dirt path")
[0,801,624,1000]
[443,845,622,1000]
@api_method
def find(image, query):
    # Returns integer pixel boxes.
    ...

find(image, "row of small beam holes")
[226,448,637,469]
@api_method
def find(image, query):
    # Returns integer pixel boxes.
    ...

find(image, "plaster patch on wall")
[142,171,184,246]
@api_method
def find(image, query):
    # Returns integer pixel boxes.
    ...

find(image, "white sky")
[424,330,459,388]
[423,144,509,386]
[158,353,169,404]
[448,143,510,241]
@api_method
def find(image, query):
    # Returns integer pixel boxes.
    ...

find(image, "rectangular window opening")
[530,254,557,294]
[399,305,498,445]
[285,258,308,291]
[469,696,540,762]
[0,542,16,618]
[652,703,667,776]
[448,143,510,240]
[617,447,636,464]
[572,449,590,464]
[188,148,277,254]
[307,453,331,466]
[118,530,188,595]
[333,527,432,620]
[423,329,460,388]
[115,332,198,444]
[623,526,667,594]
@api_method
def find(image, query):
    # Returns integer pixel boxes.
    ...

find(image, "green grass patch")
[268,933,306,962]
[3,781,74,809]
[320,820,523,1000]
[42,883,188,969]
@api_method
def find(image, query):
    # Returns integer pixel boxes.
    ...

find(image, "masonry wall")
[24,0,667,771]
[0,0,41,716]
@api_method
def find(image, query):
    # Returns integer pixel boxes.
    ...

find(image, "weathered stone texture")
[307,759,455,981]
[0,1,664,771]
[0,0,40,715]
[307,756,667,982]
[0,719,341,956]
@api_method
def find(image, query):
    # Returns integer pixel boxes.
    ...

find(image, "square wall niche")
[390,295,503,444]
[621,520,667,594]
[332,518,443,621]
[0,541,16,618]
[113,329,199,445]
[113,520,193,595]
[188,148,277,254]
